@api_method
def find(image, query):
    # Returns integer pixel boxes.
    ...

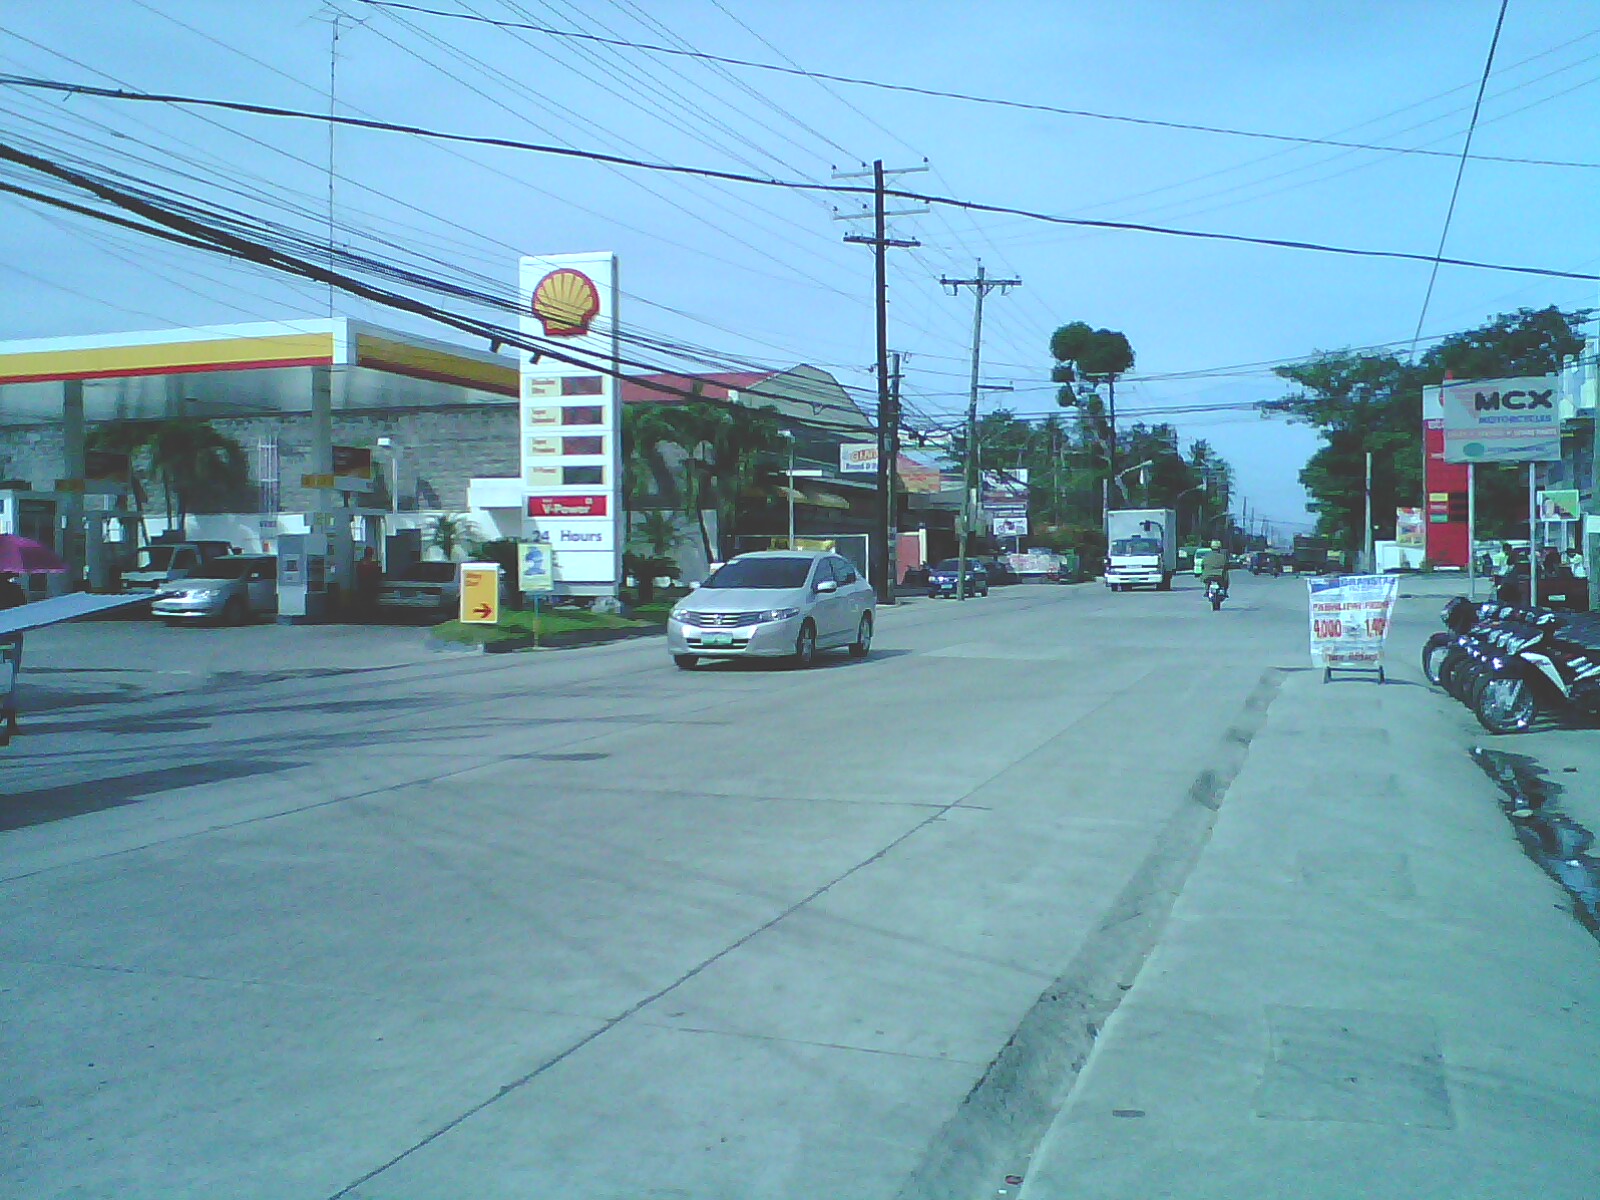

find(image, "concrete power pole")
[836,161,926,604]
[942,263,1021,600]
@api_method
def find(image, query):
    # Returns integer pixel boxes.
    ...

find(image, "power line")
[3,73,1593,283]
[1410,0,1511,357]
[353,0,1600,171]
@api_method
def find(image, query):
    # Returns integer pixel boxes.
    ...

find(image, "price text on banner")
[1307,574,1399,668]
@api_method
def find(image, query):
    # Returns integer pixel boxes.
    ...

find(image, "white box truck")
[1105,508,1177,591]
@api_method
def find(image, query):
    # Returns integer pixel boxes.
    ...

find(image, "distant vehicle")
[1292,535,1331,575]
[151,555,278,625]
[667,550,874,669]
[928,558,989,598]
[1247,551,1284,576]
[378,561,460,616]
[977,558,1021,586]
[1105,509,1177,591]
[120,540,234,593]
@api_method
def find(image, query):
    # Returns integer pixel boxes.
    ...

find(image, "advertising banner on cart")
[519,250,621,596]
[1307,574,1399,668]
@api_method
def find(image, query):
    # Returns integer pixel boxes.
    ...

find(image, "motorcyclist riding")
[1199,540,1230,587]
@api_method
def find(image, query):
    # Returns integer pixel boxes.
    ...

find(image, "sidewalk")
[1019,655,1600,1198]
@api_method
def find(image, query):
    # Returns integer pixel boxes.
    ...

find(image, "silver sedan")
[666,550,875,669]
[150,555,278,625]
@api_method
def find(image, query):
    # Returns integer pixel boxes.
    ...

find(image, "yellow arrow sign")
[459,563,500,625]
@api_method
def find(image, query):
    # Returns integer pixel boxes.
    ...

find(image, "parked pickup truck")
[120,540,235,593]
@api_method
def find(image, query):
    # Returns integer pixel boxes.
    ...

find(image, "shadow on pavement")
[1,758,306,832]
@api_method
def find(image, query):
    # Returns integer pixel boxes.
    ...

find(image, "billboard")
[1538,489,1581,521]
[519,251,621,595]
[840,444,877,473]
[1441,375,1561,463]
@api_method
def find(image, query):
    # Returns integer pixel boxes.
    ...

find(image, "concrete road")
[5,575,1592,1198]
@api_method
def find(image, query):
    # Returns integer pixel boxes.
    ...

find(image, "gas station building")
[0,318,519,606]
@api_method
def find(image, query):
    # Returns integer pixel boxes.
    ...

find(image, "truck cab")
[120,539,234,593]
[1105,509,1177,591]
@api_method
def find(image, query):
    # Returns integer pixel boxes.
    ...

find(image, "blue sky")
[3,0,1598,535]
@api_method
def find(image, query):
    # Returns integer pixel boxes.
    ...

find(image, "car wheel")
[791,620,817,668]
[1475,676,1537,734]
[222,597,247,626]
[673,654,698,671]
[849,613,873,658]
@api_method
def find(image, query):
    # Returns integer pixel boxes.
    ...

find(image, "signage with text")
[459,563,501,625]
[1441,375,1562,463]
[528,494,608,518]
[520,250,621,596]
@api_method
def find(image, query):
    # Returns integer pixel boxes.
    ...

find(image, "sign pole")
[1529,462,1539,606]
[1466,463,1477,599]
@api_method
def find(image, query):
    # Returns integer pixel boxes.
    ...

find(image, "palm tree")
[91,417,248,533]
[621,402,681,534]
[428,512,479,561]
[669,401,783,559]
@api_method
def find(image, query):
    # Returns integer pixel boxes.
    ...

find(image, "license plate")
[701,633,735,647]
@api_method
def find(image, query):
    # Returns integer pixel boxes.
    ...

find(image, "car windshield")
[933,559,971,572]
[705,557,813,589]
[133,547,177,571]
[192,558,263,580]
[1112,537,1162,555]
[401,562,458,583]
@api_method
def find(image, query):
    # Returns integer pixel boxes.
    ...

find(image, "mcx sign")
[1441,375,1562,463]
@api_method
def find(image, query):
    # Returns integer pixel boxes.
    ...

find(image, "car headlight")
[669,608,686,622]
[762,607,800,622]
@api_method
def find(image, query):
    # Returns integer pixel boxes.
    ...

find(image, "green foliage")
[628,509,684,558]
[90,417,249,530]
[1263,306,1588,548]
[428,512,480,560]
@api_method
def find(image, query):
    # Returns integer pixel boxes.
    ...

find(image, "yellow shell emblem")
[531,268,601,337]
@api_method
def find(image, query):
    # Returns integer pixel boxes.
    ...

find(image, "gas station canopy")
[0,318,518,423]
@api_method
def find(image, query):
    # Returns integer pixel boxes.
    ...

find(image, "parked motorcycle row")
[1424,596,1600,734]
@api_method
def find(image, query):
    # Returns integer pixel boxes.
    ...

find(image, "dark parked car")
[978,558,1020,586]
[378,561,460,617]
[927,558,989,598]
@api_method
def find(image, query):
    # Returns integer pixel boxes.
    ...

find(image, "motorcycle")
[1205,579,1228,611]
[1424,595,1600,733]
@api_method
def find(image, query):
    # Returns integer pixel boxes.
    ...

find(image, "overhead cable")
[1,74,1593,282]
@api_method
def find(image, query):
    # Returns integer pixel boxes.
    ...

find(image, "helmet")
[1210,540,1223,550]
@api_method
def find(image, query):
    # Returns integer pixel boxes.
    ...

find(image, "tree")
[666,401,783,560]
[621,402,681,528]
[428,512,479,560]
[1049,321,1136,499]
[90,417,249,533]
[1263,307,1587,548]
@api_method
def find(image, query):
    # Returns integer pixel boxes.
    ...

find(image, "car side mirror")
[815,579,838,594]
[688,580,701,590]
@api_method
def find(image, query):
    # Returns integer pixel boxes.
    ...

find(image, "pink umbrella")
[0,534,68,574]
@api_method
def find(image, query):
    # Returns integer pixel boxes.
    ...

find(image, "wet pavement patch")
[1471,747,1600,940]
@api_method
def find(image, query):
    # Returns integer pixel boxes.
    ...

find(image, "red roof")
[621,371,776,405]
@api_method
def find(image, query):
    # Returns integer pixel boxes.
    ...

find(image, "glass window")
[832,558,858,584]
[704,556,814,589]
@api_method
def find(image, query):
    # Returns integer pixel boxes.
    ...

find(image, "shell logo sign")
[530,268,601,337]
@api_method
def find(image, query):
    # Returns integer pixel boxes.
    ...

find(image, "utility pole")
[886,350,904,597]
[1364,451,1375,574]
[836,160,926,603]
[942,262,1021,600]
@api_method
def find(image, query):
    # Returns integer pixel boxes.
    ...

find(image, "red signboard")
[1423,420,1469,568]
[528,494,608,518]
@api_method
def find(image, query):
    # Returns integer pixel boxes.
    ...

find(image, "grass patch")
[431,605,653,646]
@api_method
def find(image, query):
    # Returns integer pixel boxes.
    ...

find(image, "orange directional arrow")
[473,602,493,619]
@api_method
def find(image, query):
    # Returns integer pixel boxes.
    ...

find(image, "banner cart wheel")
[1324,667,1332,684]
